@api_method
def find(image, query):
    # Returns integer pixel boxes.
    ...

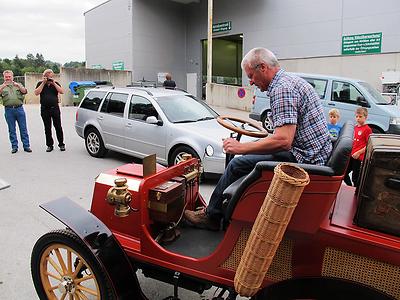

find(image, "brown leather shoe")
[184,208,220,231]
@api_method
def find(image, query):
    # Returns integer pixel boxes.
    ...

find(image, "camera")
[46,78,53,82]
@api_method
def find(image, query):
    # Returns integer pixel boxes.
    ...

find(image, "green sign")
[112,61,124,71]
[91,64,103,69]
[213,21,232,33]
[342,32,382,55]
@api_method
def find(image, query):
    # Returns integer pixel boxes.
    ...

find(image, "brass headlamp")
[106,178,132,217]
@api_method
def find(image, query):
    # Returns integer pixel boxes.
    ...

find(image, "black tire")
[31,229,116,300]
[85,127,108,158]
[261,110,274,133]
[168,145,199,166]
[252,277,393,300]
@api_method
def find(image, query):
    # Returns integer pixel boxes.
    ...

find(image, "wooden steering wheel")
[217,115,269,138]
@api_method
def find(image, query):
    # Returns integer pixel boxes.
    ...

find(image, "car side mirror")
[357,96,370,108]
[146,116,163,126]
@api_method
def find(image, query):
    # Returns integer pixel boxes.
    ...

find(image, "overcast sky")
[0,0,106,64]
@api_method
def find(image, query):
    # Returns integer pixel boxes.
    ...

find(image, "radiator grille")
[322,247,400,299]
[220,227,292,281]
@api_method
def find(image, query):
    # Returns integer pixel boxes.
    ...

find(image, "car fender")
[40,197,147,300]
[83,119,105,140]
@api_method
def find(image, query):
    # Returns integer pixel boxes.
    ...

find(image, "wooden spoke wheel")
[31,229,115,300]
[217,115,268,138]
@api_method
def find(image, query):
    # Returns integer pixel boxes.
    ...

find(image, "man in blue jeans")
[184,47,332,230]
[0,70,31,154]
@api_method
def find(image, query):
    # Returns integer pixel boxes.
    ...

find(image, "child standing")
[344,107,372,187]
[327,108,342,142]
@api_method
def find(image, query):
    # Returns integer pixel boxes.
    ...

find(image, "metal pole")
[207,0,213,85]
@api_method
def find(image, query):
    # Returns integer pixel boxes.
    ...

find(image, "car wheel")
[85,128,108,158]
[261,110,274,133]
[371,126,383,134]
[169,146,199,166]
[31,229,116,300]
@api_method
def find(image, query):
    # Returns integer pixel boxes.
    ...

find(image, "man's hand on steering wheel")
[223,138,243,154]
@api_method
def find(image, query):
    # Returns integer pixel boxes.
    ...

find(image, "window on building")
[100,93,128,116]
[80,91,107,111]
[129,95,158,121]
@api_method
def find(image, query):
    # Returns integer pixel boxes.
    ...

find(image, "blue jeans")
[205,151,297,221]
[4,106,30,150]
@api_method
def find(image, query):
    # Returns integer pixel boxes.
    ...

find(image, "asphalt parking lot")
[0,104,249,299]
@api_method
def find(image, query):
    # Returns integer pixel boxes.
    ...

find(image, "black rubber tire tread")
[168,145,199,166]
[31,229,116,300]
[252,277,394,300]
[85,127,108,158]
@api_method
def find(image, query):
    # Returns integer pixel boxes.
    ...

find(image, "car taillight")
[252,95,256,105]
[76,110,78,122]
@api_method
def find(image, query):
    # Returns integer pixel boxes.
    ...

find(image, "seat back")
[326,121,354,176]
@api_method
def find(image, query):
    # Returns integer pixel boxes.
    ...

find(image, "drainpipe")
[206,0,213,101]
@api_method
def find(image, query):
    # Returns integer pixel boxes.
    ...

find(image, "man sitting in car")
[185,47,332,230]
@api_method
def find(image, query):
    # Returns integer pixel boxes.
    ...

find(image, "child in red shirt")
[344,107,372,187]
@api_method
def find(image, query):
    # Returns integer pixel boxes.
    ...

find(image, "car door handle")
[97,116,104,120]
[126,122,133,128]
[328,103,336,106]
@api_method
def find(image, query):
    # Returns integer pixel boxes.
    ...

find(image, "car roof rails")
[127,78,158,88]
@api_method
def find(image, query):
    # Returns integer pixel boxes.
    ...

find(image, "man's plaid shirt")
[265,69,332,165]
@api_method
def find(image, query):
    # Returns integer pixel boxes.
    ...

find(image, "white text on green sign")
[112,61,125,71]
[213,21,232,33]
[342,32,382,55]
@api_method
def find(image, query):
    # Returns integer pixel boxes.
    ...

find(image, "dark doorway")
[201,34,243,98]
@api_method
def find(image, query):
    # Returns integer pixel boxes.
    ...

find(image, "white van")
[249,72,400,134]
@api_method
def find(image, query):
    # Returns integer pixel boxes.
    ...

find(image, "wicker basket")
[234,163,310,297]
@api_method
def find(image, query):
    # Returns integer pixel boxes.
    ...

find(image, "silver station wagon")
[75,86,233,175]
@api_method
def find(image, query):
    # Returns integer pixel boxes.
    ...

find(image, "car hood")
[174,119,256,143]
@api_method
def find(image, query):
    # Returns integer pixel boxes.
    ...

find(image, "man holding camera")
[34,69,65,152]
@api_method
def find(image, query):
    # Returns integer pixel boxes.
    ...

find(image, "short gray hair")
[241,47,280,70]
[43,69,54,76]
[3,70,13,76]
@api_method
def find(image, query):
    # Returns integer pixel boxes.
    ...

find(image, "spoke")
[61,292,67,300]
[55,248,68,273]
[47,256,64,276]
[75,274,94,284]
[74,293,81,300]
[77,284,98,296]
[49,284,59,291]
[69,294,73,300]
[75,290,89,300]
[46,271,62,281]
[72,260,84,279]
[67,250,73,274]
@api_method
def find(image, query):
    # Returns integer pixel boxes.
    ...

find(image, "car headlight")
[205,145,214,156]
[390,117,400,125]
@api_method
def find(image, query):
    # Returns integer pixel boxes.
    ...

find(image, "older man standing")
[184,47,332,230]
[0,70,31,154]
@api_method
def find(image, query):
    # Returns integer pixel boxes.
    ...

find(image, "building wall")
[184,0,400,95]
[85,0,400,98]
[85,0,133,71]
[131,0,187,87]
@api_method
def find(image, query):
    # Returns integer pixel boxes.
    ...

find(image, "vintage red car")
[30,117,400,300]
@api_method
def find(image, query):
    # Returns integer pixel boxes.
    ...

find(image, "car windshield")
[155,95,218,123]
[358,81,391,105]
